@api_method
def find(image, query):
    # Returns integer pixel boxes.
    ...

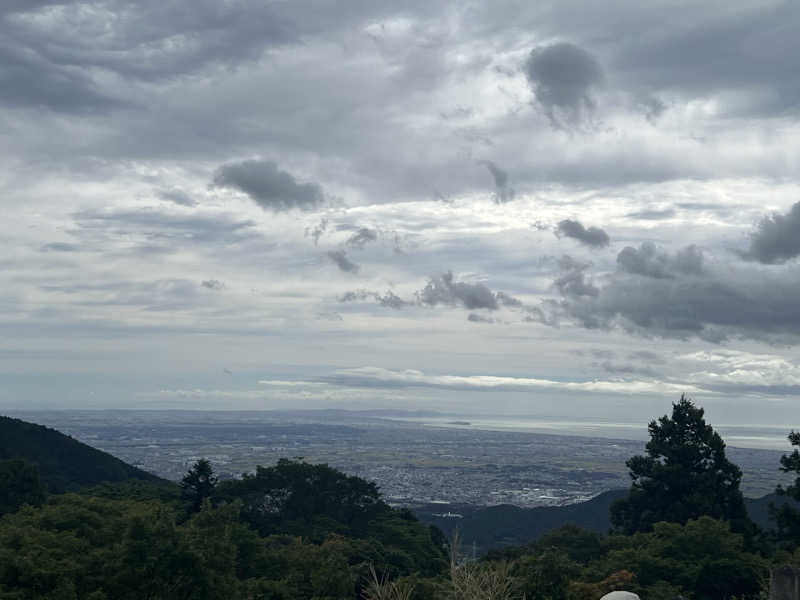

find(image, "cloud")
[554,266,599,298]
[338,289,410,309]
[479,160,515,203]
[554,258,800,342]
[345,227,378,249]
[467,313,494,323]
[306,218,329,246]
[41,242,80,252]
[555,219,610,248]
[317,366,704,396]
[201,280,225,290]
[72,208,258,247]
[326,250,359,273]
[617,242,704,279]
[0,0,296,85]
[417,271,499,310]
[745,201,800,264]
[614,1,800,118]
[524,42,604,128]
[339,279,526,314]
[158,188,197,207]
[212,160,324,211]
[0,44,128,114]
[682,350,800,394]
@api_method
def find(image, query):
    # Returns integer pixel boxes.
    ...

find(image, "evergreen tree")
[771,431,800,543]
[610,395,752,536]
[181,458,217,513]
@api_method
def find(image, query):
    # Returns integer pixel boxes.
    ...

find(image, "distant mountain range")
[0,415,163,493]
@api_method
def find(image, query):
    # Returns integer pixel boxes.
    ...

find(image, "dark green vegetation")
[2,398,800,599]
[610,396,752,537]
[0,415,161,493]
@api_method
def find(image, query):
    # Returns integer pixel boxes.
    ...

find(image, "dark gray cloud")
[467,313,495,323]
[338,289,410,309]
[617,242,704,279]
[524,42,604,128]
[555,261,800,343]
[417,272,499,310]
[554,267,599,298]
[201,279,225,290]
[479,160,515,203]
[212,160,324,211]
[0,44,128,114]
[614,2,800,117]
[745,201,800,264]
[157,188,197,207]
[339,282,525,314]
[555,219,610,248]
[1,1,295,86]
[326,250,359,273]
[345,227,378,249]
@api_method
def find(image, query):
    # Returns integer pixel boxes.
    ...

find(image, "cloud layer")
[3,1,800,422]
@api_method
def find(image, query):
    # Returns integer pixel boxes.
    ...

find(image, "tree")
[610,395,752,536]
[0,458,46,517]
[181,459,217,513]
[771,431,800,543]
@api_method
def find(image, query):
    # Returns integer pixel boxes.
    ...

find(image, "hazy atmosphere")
[3,0,800,428]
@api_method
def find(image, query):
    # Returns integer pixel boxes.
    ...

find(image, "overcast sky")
[3,0,800,428]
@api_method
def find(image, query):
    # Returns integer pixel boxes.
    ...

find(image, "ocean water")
[390,415,796,451]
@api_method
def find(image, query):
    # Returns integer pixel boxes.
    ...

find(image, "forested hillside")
[0,415,162,492]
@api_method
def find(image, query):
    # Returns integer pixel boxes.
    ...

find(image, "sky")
[2,0,800,428]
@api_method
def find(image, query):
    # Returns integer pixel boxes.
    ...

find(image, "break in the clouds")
[4,1,800,422]
[555,220,610,248]
[212,160,324,211]
[745,201,800,264]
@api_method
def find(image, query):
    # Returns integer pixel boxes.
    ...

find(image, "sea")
[387,415,796,451]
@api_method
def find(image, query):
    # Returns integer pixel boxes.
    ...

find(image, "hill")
[414,490,799,553]
[414,489,627,553]
[0,415,163,493]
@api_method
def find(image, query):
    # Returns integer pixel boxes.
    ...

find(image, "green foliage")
[581,517,767,600]
[215,458,387,538]
[0,459,46,517]
[180,458,217,513]
[213,459,449,579]
[610,395,752,536]
[0,416,161,493]
[513,548,579,600]
[772,430,800,544]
